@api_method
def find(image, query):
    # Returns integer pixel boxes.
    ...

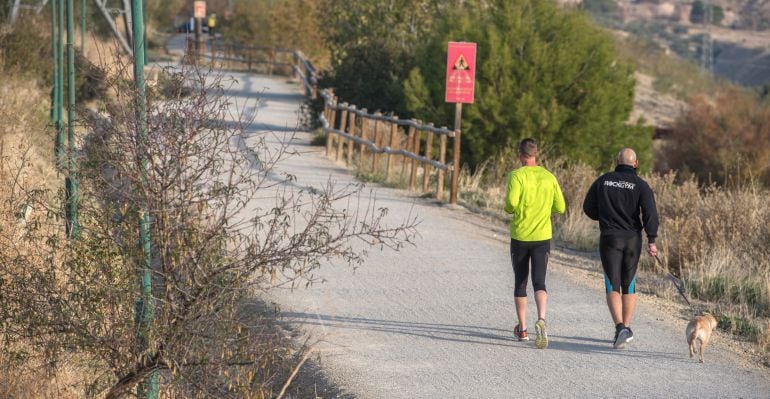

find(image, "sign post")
[193,1,206,61]
[444,42,476,204]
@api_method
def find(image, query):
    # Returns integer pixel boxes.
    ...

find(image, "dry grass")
[0,48,332,398]
[0,72,57,188]
[0,54,87,398]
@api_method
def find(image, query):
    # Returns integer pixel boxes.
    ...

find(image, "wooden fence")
[318,96,457,201]
[186,38,297,76]
[220,43,460,204]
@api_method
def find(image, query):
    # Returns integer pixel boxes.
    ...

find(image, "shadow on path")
[548,335,687,362]
[281,312,684,362]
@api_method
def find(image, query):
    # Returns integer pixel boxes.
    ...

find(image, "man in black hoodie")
[583,148,659,349]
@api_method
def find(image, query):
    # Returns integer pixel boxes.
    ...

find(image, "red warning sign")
[445,42,477,104]
[194,1,206,19]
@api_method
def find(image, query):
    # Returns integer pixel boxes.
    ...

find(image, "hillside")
[630,72,686,126]
[583,0,770,126]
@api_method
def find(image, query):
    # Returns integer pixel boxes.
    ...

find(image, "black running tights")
[510,239,550,297]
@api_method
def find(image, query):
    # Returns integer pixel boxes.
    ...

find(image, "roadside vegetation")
[303,0,769,363]
[1,0,768,396]
[1,8,415,398]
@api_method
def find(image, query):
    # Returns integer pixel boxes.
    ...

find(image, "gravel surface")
[215,68,770,398]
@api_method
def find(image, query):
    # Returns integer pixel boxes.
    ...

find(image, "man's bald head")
[616,148,638,168]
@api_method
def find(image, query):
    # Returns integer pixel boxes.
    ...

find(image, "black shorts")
[599,233,641,295]
[510,239,550,297]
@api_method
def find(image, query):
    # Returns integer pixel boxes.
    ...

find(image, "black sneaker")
[614,327,634,349]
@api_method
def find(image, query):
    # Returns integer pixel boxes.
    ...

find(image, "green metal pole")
[50,0,58,130]
[143,0,147,65]
[66,0,80,239]
[131,1,157,397]
[81,0,86,52]
[57,0,65,168]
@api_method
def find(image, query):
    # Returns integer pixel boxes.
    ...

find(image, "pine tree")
[404,0,651,170]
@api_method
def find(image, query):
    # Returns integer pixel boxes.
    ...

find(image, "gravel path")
[219,70,770,398]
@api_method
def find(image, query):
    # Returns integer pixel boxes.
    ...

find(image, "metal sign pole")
[80,0,85,52]
[50,0,59,155]
[451,103,462,204]
[66,0,80,239]
[131,0,157,396]
[57,0,65,168]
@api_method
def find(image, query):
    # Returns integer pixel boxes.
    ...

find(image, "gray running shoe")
[614,327,634,349]
[535,319,548,349]
[613,323,624,344]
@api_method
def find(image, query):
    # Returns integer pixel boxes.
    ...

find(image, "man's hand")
[648,243,658,257]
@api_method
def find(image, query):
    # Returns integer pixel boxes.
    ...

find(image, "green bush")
[0,15,51,83]
[319,0,443,116]
[691,1,725,25]
[582,0,618,15]
[74,52,107,102]
[404,0,649,170]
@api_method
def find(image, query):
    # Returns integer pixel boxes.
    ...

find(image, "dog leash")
[653,254,692,307]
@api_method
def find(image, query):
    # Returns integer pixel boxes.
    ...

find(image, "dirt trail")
[214,68,770,398]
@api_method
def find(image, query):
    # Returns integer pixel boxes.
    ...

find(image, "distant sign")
[194,1,206,18]
[445,42,477,104]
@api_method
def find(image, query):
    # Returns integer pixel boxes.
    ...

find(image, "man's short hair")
[519,138,538,158]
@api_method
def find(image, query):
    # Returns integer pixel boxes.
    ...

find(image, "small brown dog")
[686,313,718,363]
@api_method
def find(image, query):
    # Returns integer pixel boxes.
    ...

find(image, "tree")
[691,0,705,23]
[320,0,458,115]
[404,0,650,170]
[658,88,770,187]
[691,1,724,25]
[225,0,329,67]
[0,63,417,396]
[145,0,187,32]
[582,0,619,16]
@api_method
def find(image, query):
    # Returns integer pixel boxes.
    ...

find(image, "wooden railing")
[187,38,298,76]
[220,44,460,204]
[318,96,457,201]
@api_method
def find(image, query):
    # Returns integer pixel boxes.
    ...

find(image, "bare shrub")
[657,88,770,188]
[0,58,417,397]
[546,160,601,251]
[647,174,770,319]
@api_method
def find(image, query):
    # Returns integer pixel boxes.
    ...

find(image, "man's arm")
[582,180,599,220]
[552,178,566,215]
[640,181,659,244]
[504,172,519,215]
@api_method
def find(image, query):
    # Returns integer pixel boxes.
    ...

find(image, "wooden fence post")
[423,124,434,192]
[409,123,421,191]
[359,108,368,169]
[401,124,419,191]
[347,106,357,166]
[386,116,399,182]
[372,112,382,174]
[437,129,448,200]
[336,104,349,163]
[325,97,337,158]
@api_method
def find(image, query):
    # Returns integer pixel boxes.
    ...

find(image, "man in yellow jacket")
[504,138,565,349]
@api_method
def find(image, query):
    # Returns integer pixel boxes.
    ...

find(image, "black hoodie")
[582,165,659,243]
